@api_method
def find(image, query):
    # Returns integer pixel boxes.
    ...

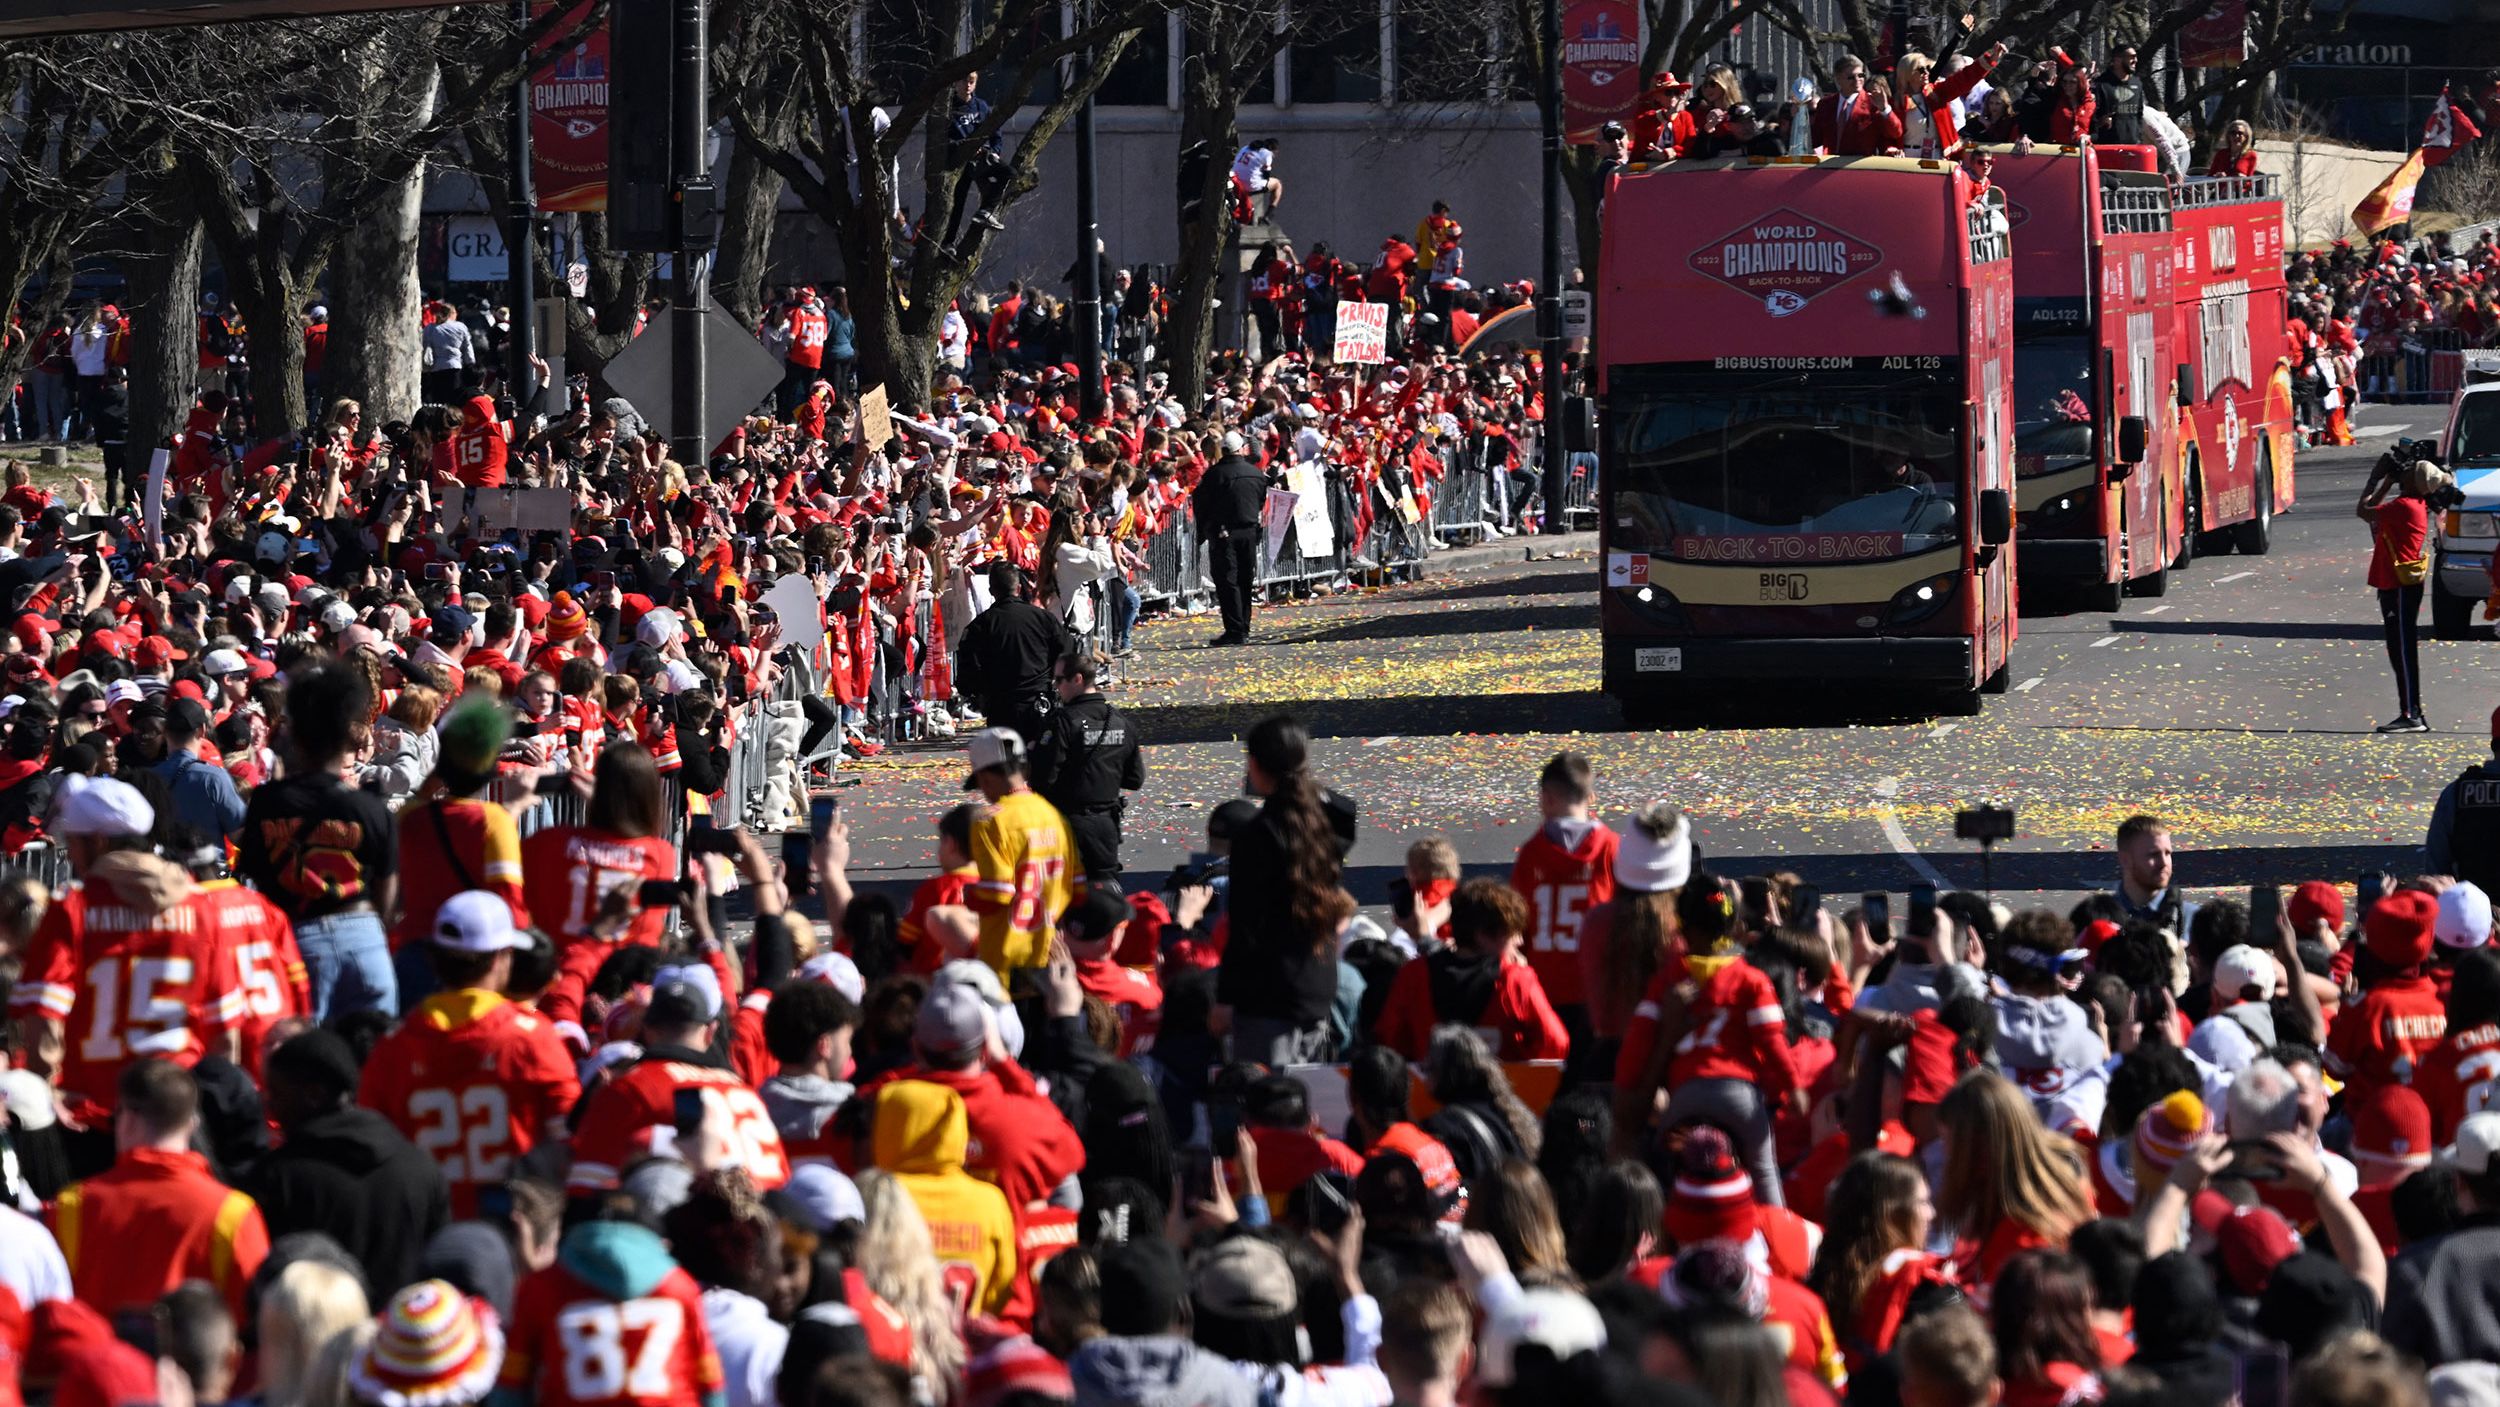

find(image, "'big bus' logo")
[1689,208,1883,316]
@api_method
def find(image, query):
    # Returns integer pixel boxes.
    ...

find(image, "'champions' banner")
[1560,0,1642,143]
[532,0,609,213]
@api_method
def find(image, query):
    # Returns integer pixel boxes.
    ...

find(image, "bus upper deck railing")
[2101,181,2174,235]
[2172,172,2283,208]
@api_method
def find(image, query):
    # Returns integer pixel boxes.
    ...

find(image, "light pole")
[1074,7,1105,420]
[1537,0,1566,534]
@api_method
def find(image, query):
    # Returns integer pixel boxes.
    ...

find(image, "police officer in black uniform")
[2428,712,2500,890]
[954,561,1073,744]
[1030,647,1145,884]
[1193,431,1269,646]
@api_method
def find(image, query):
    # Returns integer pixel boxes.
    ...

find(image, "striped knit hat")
[1663,1124,1758,1248]
[2133,1090,2211,1182]
[544,590,590,642]
[349,1280,503,1407]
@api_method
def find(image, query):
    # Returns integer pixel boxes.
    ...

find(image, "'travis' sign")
[1689,208,1882,315]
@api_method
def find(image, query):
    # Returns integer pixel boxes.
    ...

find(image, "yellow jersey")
[966,788,1076,973]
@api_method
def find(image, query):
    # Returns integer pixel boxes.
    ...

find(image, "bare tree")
[723,0,1152,403]
[0,38,166,414]
[123,4,595,436]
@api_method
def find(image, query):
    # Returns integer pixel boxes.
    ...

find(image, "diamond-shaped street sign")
[599,303,788,457]
[1686,207,1883,317]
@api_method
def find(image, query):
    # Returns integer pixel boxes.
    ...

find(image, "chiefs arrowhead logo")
[1688,208,1882,311]
[565,118,598,140]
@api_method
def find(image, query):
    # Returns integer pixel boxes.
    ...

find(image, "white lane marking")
[1929,723,1959,741]
[2143,605,2173,616]
[2214,570,2256,584]
[1364,735,1402,747]
[1873,776,1950,889]
[2014,676,2045,692]
[2090,634,2121,648]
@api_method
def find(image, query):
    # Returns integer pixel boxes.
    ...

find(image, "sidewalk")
[1425,527,1598,576]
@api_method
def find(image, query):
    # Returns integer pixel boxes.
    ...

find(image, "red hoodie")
[2328,970,2446,1093]
[1510,819,1619,1006]
[448,394,509,487]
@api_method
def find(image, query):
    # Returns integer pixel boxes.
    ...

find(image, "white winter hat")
[1614,803,1693,894]
[2439,882,2495,950]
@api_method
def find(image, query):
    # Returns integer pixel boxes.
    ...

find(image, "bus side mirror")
[1979,487,2012,546]
[2117,414,2148,464]
[2177,364,2195,406]
[1564,396,1598,453]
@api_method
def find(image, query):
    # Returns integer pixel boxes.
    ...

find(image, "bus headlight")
[1886,572,1960,625]
[2452,511,2499,539]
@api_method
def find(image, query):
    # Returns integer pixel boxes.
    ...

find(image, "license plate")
[1635,648,1683,673]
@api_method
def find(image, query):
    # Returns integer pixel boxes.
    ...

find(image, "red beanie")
[1663,1124,1758,1248]
[2287,879,2346,937]
[2365,889,2436,969]
[2348,1082,2434,1174]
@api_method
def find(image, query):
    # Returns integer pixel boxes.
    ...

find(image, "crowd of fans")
[2289,229,2500,433]
[0,42,2494,1407]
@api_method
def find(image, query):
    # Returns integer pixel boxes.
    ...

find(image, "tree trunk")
[1167,62,1243,409]
[327,164,429,424]
[234,259,309,436]
[126,176,205,457]
[714,120,791,329]
[328,59,438,424]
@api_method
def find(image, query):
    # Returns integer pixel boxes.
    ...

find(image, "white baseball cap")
[2454,1111,2500,1176]
[2440,882,2495,950]
[54,775,153,838]
[201,648,251,678]
[962,727,1024,788]
[798,951,866,1003]
[433,890,530,952]
[636,608,684,648]
[1477,1287,1608,1387]
[2213,944,2277,1003]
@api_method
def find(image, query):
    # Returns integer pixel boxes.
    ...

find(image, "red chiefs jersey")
[521,828,678,1028]
[1665,956,1798,1097]
[2327,974,2448,1092]
[785,307,827,369]
[2415,1019,2500,1142]
[190,880,309,1075]
[570,1057,789,1193]
[12,876,240,1116]
[501,1258,724,1407]
[1510,821,1619,1005]
[360,990,583,1218]
[1073,958,1161,1056]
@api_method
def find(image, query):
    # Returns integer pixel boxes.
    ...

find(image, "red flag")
[2424,83,2484,168]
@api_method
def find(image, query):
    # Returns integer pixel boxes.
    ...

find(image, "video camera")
[2390,436,2467,510]
[1166,853,1228,890]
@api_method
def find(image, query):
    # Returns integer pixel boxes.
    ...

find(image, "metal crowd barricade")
[1,843,72,898]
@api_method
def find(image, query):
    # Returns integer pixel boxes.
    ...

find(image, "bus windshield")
[1610,374,1962,563]
[2014,332,2094,476]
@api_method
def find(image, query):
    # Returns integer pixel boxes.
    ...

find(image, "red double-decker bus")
[1596,156,2018,719]
[2169,170,2297,558]
[1991,145,2186,610]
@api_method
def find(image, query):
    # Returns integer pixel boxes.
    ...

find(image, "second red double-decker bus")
[2170,169,2297,559]
[1597,156,2018,719]
[1992,145,2186,611]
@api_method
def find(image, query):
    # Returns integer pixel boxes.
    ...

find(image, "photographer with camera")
[2359,443,2452,733]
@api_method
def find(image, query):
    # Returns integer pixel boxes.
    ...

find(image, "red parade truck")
[2168,169,2297,560]
[1596,155,2019,719]
[1989,144,2186,611]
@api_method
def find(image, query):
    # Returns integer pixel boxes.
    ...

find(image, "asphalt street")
[838,402,2478,921]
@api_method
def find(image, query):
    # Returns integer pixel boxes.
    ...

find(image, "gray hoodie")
[1068,1334,1258,1407]
[1992,990,2108,1086]
[760,1071,854,1145]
